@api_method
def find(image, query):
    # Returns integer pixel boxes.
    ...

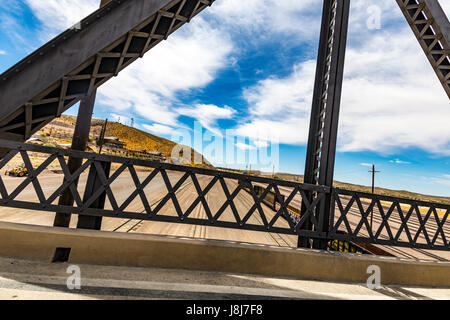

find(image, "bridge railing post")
[77,160,111,230]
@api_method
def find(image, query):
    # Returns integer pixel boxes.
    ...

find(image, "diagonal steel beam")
[0,0,215,145]
[396,0,450,99]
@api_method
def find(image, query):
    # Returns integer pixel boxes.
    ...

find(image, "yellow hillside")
[42,115,211,167]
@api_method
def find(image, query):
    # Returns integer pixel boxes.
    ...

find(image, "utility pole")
[98,119,108,154]
[369,164,380,228]
[369,164,380,194]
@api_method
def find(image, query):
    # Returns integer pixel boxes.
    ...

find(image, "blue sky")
[0,0,449,197]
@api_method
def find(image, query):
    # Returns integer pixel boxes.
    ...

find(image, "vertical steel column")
[77,161,111,230]
[53,0,111,228]
[53,91,97,227]
[299,0,350,249]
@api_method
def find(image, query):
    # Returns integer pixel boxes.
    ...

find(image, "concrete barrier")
[0,221,449,287]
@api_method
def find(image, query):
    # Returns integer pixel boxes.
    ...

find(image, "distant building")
[96,136,127,156]
[127,148,166,161]
[59,143,96,153]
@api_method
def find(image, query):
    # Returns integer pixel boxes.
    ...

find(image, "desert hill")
[38,115,211,167]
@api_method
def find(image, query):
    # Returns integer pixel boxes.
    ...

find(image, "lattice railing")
[330,189,450,251]
[0,139,328,237]
[0,139,448,252]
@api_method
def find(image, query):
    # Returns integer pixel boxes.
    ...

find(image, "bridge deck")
[0,169,447,262]
[0,256,448,300]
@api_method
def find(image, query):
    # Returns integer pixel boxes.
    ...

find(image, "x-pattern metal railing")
[330,189,450,251]
[0,139,449,252]
[0,139,328,237]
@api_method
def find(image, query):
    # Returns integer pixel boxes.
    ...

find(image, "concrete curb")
[0,222,449,287]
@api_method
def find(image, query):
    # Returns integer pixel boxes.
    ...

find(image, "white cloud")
[17,0,450,157]
[110,113,131,125]
[98,17,233,129]
[233,10,450,155]
[24,0,98,39]
[360,163,373,167]
[142,123,174,136]
[234,117,306,146]
[236,142,256,151]
[338,29,450,155]
[233,61,315,144]
[431,175,450,187]
[18,0,234,139]
[254,140,269,148]
[0,12,34,52]
[177,104,236,136]
[0,50,6,55]
[209,0,320,39]
[389,159,411,165]
[244,61,316,118]
[440,2,450,16]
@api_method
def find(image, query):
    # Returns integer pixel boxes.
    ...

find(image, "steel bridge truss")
[397,0,450,99]
[0,0,449,254]
[0,0,214,143]
[0,140,448,251]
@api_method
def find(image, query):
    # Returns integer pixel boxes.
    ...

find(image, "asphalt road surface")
[2,256,448,300]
